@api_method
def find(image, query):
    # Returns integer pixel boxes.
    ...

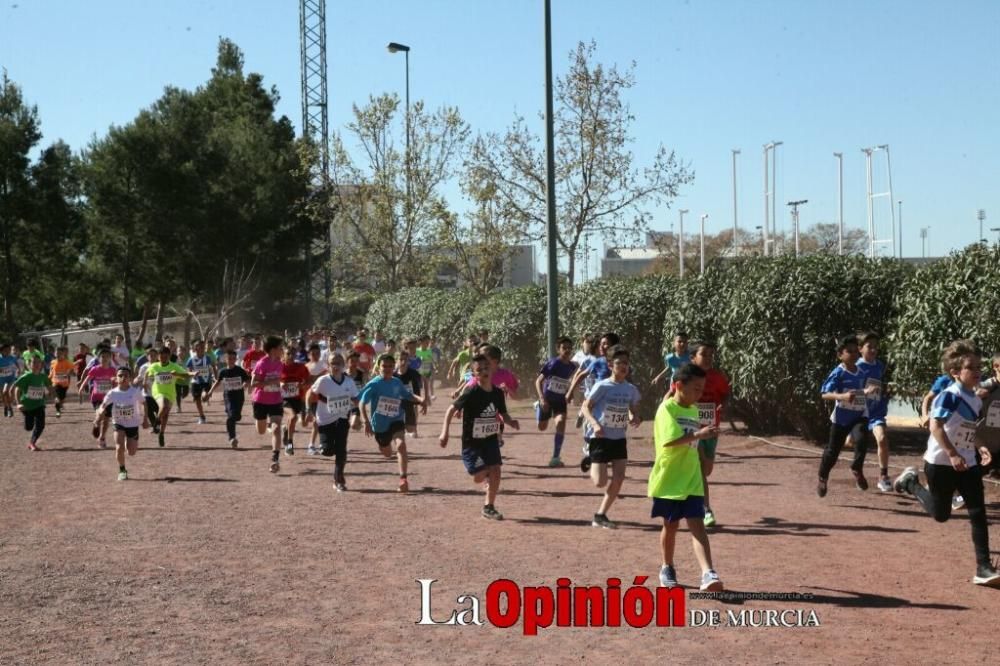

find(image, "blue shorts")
[651,496,705,523]
[867,417,887,430]
[0,377,14,386]
[462,441,502,475]
[536,398,567,421]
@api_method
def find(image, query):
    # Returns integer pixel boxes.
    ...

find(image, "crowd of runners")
[3,325,1000,591]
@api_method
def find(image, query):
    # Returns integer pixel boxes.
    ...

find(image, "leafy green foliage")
[366,287,479,353]
[467,286,548,379]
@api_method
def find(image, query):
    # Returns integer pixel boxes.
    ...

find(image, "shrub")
[467,285,547,379]
[365,287,477,352]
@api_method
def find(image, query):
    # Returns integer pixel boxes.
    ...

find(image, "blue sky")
[3,0,998,275]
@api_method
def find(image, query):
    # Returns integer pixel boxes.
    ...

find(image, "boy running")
[852,332,893,492]
[48,346,75,417]
[207,349,250,448]
[395,350,425,437]
[279,344,311,455]
[416,335,436,402]
[306,353,359,491]
[650,363,724,591]
[580,347,641,529]
[535,336,578,467]
[1,343,19,417]
[305,343,329,455]
[893,340,1000,586]
[439,353,520,519]
[144,347,188,447]
[250,337,286,472]
[79,348,116,447]
[13,356,53,450]
[186,339,216,424]
[652,331,691,387]
[97,367,148,481]
[358,354,426,492]
[685,341,730,527]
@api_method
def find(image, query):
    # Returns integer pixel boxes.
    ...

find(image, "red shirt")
[672,368,730,426]
[242,349,266,372]
[353,342,376,372]
[280,361,310,400]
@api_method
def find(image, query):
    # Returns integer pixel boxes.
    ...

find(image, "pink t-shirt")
[467,367,519,396]
[252,357,284,405]
[87,366,117,401]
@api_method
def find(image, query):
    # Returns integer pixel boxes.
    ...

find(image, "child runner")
[48,346,75,417]
[250,336,286,472]
[186,339,217,424]
[306,353,359,491]
[97,366,148,481]
[13,356,53,450]
[144,347,188,447]
[416,335,436,402]
[448,335,478,386]
[566,332,621,471]
[439,353,520,520]
[0,342,19,417]
[353,329,376,374]
[79,348,116,448]
[305,343,329,455]
[580,346,641,529]
[279,344,311,455]
[241,336,266,373]
[346,351,367,431]
[395,350,425,437]
[650,363,723,591]
[463,345,519,447]
[134,344,160,434]
[206,349,250,448]
[535,336,579,467]
[852,332,893,492]
[358,354,425,492]
[817,335,877,497]
[652,330,690,387]
[893,341,1000,586]
[686,341,730,527]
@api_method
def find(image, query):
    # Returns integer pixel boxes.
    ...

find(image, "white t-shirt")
[311,373,359,426]
[925,383,983,467]
[307,359,329,379]
[136,363,152,397]
[101,386,144,428]
[111,344,130,368]
[373,340,387,354]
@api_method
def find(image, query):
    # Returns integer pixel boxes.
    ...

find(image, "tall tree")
[468,41,693,285]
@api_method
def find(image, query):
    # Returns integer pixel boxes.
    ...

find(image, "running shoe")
[580,456,592,473]
[876,476,893,493]
[55,408,62,418]
[269,461,280,473]
[151,424,160,435]
[575,414,584,429]
[592,513,617,529]
[335,481,347,492]
[700,570,724,592]
[703,509,717,528]
[307,444,318,456]
[816,477,828,498]
[581,441,590,455]
[99,438,108,449]
[893,466,918,494]
[973,563,1000,587]
[284,442,295,456]
[533,400,541,421]
[91,423,101,439]
[548,456,565,468]
[482,504,504,520]
[117,470,128,481]
[158,432,165,448]
[952,494,966,511]
[27,442,39,451]
[852,468,869,491]
[197,416,206,425]
[398,478,410,493]
[659,564,678,588]
[229,437,239,449]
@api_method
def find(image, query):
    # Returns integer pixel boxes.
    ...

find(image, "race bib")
[865,378,882,402]
[376,396,401,417]
[54,372,70,382]
[155,373,174,385]
[281,382,300,398]
[696,402,716,426]
[985,401,1000,429]
[197,368,211,381]
[547,376,569,395]
[472,417,501,439]
[26,385,45,400]
[95,379,113,394]
[844,391,866,411]
[263,381,281,394]
[601,405,629,429]
[223,378,244,392]
[955,420,979,450]
[0,366,14,377]
[328,396,351,419]
[114,404,135,421]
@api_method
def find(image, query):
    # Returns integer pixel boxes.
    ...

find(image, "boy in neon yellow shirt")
[649,363,724,591]
[144,347,188,447]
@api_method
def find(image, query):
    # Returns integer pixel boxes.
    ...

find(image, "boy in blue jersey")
[534,336,578,467]
[0,342,19,417]
[580,347,641,529]
[894,340,1000,587]
[850,332,893,492]
[186,339,217,425]
[652,330,690,386]
[817,335,879,497]
[567,332,621,472]
[359,354,426,493]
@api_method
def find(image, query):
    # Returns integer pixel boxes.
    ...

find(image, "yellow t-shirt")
[647,398,704,500]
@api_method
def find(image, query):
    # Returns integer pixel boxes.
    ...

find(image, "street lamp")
[763,141,782,257]
[700,213,708,275]
[678,209,689,279]
[920,226,930,258]
[387,41,412,263]
[978,209,987,244]
[897,200,903,257]
[731,149,740,255]
[755,225,763,254]
[991,227,1000,244]
[787,200,807,258]
[834,152,843,255]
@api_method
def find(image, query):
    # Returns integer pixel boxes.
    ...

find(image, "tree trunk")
[566,249,576,287]
[121,280,133,351]
[154,300,165,342]
[183,311,193,347]
[135,302,150,346]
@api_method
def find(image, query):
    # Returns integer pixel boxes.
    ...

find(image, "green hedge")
[466,285,548,379]
[365,287,478,352]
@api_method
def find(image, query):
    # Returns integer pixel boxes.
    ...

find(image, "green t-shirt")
[454,349,471,365]
[648,398,703,500]
[416,348,434,376]
[147,361,187,401]
[130,347,145,363]
[14,371,51,411]
[21,349,44,367]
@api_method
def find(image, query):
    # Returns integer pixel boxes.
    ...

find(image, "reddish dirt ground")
[2,388,1000,664]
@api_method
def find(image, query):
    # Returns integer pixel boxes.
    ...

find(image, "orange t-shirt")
[49,359,75,387]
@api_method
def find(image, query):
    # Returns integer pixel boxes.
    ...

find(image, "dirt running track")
[2,389,999,665]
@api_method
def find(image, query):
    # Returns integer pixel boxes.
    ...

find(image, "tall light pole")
[897,200,903,257]
[387,41,411,252]
[834,152,843,255]
[991,227,1000,244]
[542,0,559,354]
[920,226,930,258]
[787,200,807,258]
[755,225,763,254]
[731,149,740,254]
[700,213,708,275]
[678,209,689,279]
[763,141,782,256]
[978,209,987,244]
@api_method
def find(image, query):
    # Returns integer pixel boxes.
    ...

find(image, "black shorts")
[191,383,211,399]
[462,441,502,475]
[54,385,68,401]
[403,401,417,426]
[587,437,628,463]
[374,421,406,448]
[114,424,140,440]
[177,385,189,399]
[283,397,305,415]
[538,398,568,421]
[318,419,350,456]
[252,401,283,421]
[224,392,244,419]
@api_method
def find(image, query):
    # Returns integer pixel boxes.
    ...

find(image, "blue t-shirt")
[930,374,953,395]
[585,378,641,440]
[358,376,415,433]
[187,354,215,386]
[665,351,691,380]
[539,357,577,403]
[857,358,888,419]
[0,354,18,384]
[821,364,868,427]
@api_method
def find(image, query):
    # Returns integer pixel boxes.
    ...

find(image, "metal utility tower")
[862,144,896,258]
[299,0,331,325]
